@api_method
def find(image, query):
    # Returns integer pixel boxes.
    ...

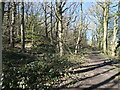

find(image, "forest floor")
[54,51,120,89]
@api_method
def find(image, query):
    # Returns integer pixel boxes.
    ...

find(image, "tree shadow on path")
[83,72,120,90]
[60,68,115,88]
[69,61,117,74]
[59,51,119,89]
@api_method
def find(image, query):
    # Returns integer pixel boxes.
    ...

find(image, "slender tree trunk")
[44,3,48,38]
[50,2,53,44]
[112,16,117,56]
[56,2,63,56]
[21,2,25,50]
[58,20,63,56]
[75,0,82,54]
[0,1,3,89]
[7,2,11,45]
[10,2,16,48]
[55,19,59,53]
[75,27,81,54]
[98,28,102,49]
[17,3,20,38]
[103,2,109,54]
[32,24,34,45]
[92,30,95,46]
[114,1,120,56]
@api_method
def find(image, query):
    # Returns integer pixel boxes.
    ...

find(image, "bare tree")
[21,1,25,51]
[112,16,117,56]
[0,0,3,89]
[10,2,16,48]
[103,1,109,54]
[42,3,49,38]
[75,0,83,54]
[88,4,104,49]
[7,2,11,45]
[55,1,64,56]
[50,2,53,44]
[114,1,120,56]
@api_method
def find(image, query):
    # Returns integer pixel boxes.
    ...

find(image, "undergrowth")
[2,48,86,89]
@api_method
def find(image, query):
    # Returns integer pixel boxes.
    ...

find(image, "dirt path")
[55,51,120,89]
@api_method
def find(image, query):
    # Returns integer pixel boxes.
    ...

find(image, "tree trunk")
[50,2,53,44]
[17,2,20,38]
[21,2,25,51]
[0,1,3,89]
[112,16,117,56]
[55,19,59,53]
[32,24,34,45]
[58,20,63,56]
[114,1,120,56]
[10,2,16,48]
[56,2,64,56]
[103,2,109,54]
[7,2,11,45]
[44,3,48,38]
[98,29,102,49]
[75,0,82,54]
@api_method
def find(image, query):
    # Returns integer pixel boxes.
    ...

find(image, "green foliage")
[111,58,120,63]
[2,49,79,89]
[67,54,86,64]
[32,37,56,56]
[115,12,120,16]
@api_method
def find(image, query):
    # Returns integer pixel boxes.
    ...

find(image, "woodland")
[0,0,120,89]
